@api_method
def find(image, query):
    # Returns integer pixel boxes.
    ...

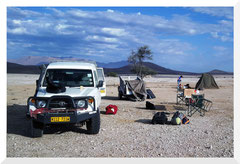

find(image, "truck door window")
[97,69,104,81]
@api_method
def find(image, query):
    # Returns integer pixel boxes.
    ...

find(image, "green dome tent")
[195,73,219,90]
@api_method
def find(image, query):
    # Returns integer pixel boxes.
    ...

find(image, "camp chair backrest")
[191,94,204,108]
[184,89,195,98]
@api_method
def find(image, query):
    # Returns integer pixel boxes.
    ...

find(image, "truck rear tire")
[86,110,100,134]
[31,119,44,138]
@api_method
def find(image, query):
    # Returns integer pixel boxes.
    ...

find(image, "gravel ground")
[7,74,233,157]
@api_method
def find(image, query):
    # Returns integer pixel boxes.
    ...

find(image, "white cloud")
[107,9,114,13]
[8,8,232,43]
[22,43,34,48]
[55,24,73,34]
[101,28,127,36]
[189,29,196,34]
[8,7,41,19]
[220,20,231,25]
[220,35,232,42]
[211,32,219,38]
[94,43,118,50]
[12,19,33,25]
[210,31,232,42]
[86,35,99,40]
[153,39,193,56]
[85,35,118,43]
[191,7,233,19]
[213,46,227,51]
[67,9,94,18]
[213,46,231,57]
[8,27,27,34]
[155,22,167,28]
[103,37,118,42]
[12,19,21,25]
[47,8,65,17]
[8,8,233,36]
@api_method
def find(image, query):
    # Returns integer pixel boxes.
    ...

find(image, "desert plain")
[7,74,233,157]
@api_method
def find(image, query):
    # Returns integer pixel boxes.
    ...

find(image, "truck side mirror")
[97,80,103,88]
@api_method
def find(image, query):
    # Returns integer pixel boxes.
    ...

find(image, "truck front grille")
[49,98,74,109]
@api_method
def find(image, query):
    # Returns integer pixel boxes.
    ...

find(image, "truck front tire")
[86,110,100,134]
[31,119,44,138]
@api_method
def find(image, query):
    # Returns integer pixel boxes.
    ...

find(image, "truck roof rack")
[49,60,97,66]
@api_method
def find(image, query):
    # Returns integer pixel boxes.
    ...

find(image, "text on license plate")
[51,117,70,122]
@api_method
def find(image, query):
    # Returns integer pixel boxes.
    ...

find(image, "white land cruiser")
[27,62,106,137]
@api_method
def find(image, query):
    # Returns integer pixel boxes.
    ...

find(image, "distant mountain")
[104,62,197,75]
[7,62,233,75]
[207,69,233,75]
[7,62,40,74]
[96,60,128,68]
[8,56,129,68]
[7,61,184,75]
[8,56,51,65]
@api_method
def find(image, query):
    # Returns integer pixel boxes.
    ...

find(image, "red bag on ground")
[105,105,118,114]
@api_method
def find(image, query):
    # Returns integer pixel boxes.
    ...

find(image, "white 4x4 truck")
[27,62,106,137]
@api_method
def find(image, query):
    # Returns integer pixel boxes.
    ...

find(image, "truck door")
[97,68,106,97]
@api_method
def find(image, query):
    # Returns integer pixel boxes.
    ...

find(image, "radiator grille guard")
[27,96,96,111]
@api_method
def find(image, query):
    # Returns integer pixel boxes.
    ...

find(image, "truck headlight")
[76,100,87,108]
[37,100,47,108]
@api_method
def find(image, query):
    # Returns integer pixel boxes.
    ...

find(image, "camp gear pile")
[152,111,190,125]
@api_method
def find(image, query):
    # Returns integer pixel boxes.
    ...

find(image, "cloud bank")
[7,7,233,72]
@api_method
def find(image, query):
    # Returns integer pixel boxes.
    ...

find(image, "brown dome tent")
[195,73,219,90]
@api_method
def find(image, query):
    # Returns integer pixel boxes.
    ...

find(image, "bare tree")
[128,45,155,79]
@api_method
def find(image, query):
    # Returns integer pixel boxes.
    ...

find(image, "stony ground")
[7,74,233,157]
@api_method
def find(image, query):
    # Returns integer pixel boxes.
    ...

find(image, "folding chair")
[187,94,213,117]
[176,91,184,104]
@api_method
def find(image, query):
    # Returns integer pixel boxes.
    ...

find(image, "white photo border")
[1,0,239,163]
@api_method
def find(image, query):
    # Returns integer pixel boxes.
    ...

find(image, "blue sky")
[7,7,233,72]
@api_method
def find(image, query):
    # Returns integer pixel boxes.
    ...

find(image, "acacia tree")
[128,45,156,79]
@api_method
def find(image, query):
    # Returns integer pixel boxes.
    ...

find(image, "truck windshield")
[42,69,94,87]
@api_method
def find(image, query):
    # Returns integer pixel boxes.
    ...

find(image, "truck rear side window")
[42,69,94,87]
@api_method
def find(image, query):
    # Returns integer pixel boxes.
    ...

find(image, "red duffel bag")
[105,105,118,114]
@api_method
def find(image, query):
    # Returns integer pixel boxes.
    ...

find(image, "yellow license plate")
[51,117,70,122]
[100,89,105,93]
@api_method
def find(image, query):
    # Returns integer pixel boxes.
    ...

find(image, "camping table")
[176,88,195,105]
[184,89,196,98]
